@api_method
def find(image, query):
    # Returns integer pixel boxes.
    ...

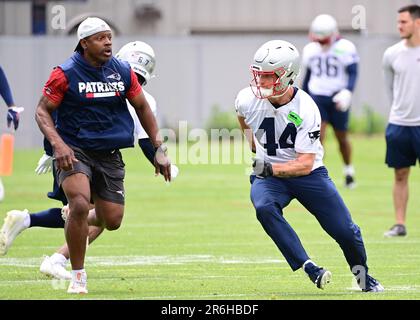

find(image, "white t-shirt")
[235,87,324,171]
[127,89,157,139]
[383,40,420,126]
[302,38,359,96]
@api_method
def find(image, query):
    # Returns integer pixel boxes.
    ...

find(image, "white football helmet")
[309,14,338,45]
[250,40,300,99]
[116,41,156,85]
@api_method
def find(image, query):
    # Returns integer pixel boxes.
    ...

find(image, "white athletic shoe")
[40,255,72,280]
[67,270,88,294]
[61,205,70,221]
[0,209,29,255]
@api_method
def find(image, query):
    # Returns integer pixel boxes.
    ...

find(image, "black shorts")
[55,146,126,205]
[385,124,420,168]
[47,164,68,205]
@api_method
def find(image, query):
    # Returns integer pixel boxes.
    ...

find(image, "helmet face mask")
[310,34,334,45]
[116,41,156,85]
[250,40,300,99]
[250,67,289,99]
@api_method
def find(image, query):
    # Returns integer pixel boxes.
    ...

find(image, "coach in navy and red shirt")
[35,17,171,294]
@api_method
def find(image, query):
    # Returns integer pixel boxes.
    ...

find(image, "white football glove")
[332,89,352,112]
[61,205,69,221]
[35,154,53,175]
[171,164,179,180]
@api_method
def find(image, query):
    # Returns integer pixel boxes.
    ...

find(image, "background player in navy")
[34,17,170,294]
[383,5,420,237]
[0,64,24,201]
[301,14,359,188]
[236,40,383,292]
[0,41,178,281]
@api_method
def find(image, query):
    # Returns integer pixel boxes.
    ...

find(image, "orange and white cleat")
[67,270,88,294]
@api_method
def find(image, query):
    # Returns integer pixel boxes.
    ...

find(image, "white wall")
[0,1,32,35]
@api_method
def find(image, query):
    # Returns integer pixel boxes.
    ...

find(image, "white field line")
[142,239,420,246]
[345,285,420,292]
[12,239,420,251]
[137,293,261,299]
[10,244,127,250]
[0,255,285,268]
[129,285,420,299]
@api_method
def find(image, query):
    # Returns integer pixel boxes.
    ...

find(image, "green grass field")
[0,133,420,300]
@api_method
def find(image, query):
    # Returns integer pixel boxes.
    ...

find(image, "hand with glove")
[154,144,171,182]
[252,158,273,178]
[7,106,24,130]
[35,153,54,175]
[332,89,352,112]
[170,164,179,180]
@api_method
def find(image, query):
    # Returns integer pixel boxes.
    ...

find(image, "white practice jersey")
[302,38,359,96]
[383,41,420,126]
[127,89,157,139]
[235,87,324,171]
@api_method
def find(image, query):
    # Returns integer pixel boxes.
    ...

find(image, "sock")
[71,269,86,281]
[50,253,67,266]
[29,208,65,228]
[344,165,355,176]
[23,212,31,228]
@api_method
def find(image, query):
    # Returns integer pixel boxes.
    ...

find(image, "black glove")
[252,158,273,178]
[7,106,24,130]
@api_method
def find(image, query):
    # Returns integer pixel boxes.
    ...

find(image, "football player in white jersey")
[0,41,178,280]
[301,14,359,188]
[382,5,420,237]
[236,40,383,292]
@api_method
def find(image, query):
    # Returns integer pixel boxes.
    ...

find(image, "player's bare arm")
[128,91,171,181]
[237,116,256,153]
[35,95,77,171]
[271,153,316,178]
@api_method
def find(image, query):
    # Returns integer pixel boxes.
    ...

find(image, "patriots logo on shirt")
[308,130,321,143]
[107,72,122,81]
[78,81,125,98]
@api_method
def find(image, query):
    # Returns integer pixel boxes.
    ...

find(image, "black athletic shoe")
[384,224,407,237]
[345,175,356,189]
[303,261,332,289]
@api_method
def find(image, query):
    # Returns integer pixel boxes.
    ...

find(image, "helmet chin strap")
[271,85,290,98]
[317,34,338,47]
[259,84,290,99]
[259,87,274,98]
[261,75,290,98]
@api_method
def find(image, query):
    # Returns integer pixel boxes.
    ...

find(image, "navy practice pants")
[250,166,368,272]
